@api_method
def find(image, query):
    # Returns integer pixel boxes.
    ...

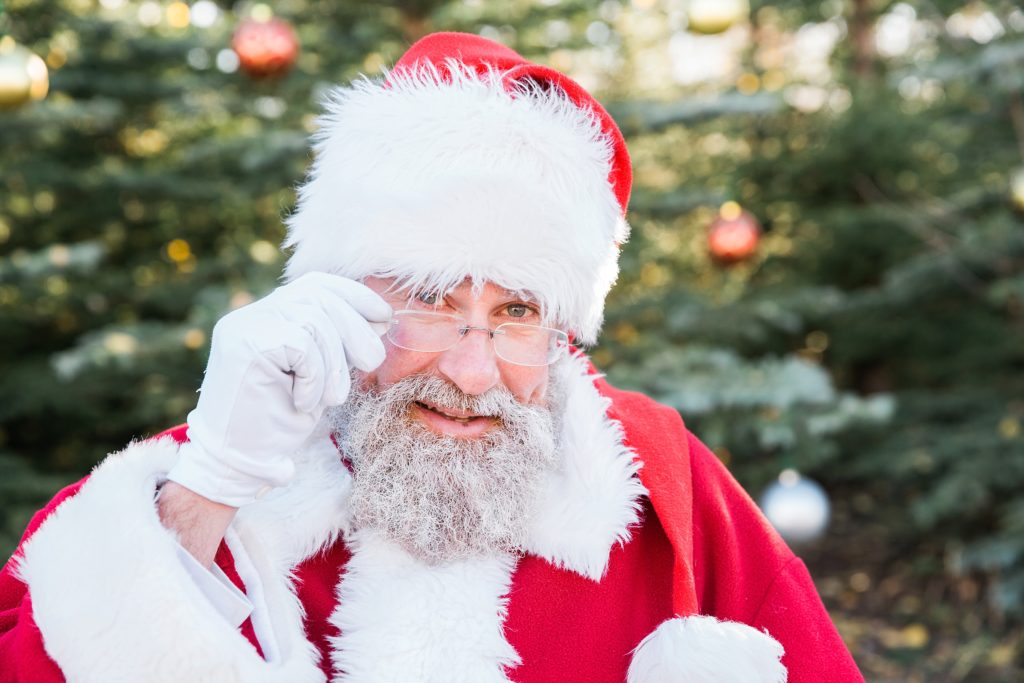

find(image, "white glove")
[166,273,391,507]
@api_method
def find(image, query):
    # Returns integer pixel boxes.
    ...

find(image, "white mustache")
[363,374,541,434]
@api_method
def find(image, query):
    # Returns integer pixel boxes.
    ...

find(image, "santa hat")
[283,32,631,344]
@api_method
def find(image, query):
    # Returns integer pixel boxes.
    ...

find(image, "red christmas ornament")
[707,202,761,263]
[231,17,299,79]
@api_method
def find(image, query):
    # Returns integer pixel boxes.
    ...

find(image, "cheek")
[364,344,550,404]
[501,365,549,405]
[361,344,434,390]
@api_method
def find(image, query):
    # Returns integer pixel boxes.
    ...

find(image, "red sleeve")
[688,434,864,683]
[754,556,864,682]
[0,481,86,683]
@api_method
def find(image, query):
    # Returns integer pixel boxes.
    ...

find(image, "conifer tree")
[2,1,1022,678]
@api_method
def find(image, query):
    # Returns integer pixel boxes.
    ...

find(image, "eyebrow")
[387,281,539,305]
[500,288,538,303]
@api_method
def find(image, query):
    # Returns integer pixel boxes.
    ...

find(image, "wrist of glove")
[166,413,299,508]
[166,273,391,508]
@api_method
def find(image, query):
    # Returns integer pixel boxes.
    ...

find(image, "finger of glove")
[276,323,327,413]
[294,303,358,409]
[291,272,393,324]
[327,300,388,373]
[302,289,388,373]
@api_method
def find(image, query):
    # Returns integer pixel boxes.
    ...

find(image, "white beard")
[328,374,562,565]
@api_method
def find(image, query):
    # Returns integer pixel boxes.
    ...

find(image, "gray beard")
[328,373,562,565]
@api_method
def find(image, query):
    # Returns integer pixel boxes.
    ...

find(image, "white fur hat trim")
[283,63,628,344]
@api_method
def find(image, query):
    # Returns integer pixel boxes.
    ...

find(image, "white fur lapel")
[234,429,354,570]
[521,352,646,580]
[328,530,519,682]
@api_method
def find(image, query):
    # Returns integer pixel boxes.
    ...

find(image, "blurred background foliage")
[1,0,1023,679]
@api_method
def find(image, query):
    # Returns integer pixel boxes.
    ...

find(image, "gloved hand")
[166,273,392,507]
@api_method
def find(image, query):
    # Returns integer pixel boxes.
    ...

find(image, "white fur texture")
[15,437,324,683]
[627,616,788,683]
[283,63,629,345]
[522,352,647,580]
[328,529,519,682]
[234,429,354,570]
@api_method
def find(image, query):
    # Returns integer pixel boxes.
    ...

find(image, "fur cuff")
[14,438,323,683]
[627,616,787,683]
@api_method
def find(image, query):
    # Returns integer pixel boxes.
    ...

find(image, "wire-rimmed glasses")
[386,310,570,367]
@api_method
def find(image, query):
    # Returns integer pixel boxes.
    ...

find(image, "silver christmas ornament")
[760,468,831,543]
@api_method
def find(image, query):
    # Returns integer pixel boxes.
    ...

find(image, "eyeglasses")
[386,310,570,367]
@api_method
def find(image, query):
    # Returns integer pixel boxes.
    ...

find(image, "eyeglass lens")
[386,311,567,366]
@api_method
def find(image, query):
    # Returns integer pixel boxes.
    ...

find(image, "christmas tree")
[1,1,1022,678]
[597,0,1024,677]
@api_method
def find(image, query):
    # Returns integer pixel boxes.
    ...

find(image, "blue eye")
[416,291,439,305]
[506,303,533,318]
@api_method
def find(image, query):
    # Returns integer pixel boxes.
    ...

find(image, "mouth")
[412,400,497,437]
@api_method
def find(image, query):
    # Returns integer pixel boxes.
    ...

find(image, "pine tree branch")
[1009,91,1024,163]
[607,92,783,136]
[852,174,986,294]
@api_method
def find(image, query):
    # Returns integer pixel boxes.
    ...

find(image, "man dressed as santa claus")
[0,33,864,683]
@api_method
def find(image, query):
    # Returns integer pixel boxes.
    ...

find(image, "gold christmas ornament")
[0,37,49,109]
[1010,166,1024,213]
[687,0,750,35]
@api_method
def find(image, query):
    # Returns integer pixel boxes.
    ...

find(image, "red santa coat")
[0,357,863,682]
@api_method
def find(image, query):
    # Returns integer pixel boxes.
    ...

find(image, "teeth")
[419,402,475,423]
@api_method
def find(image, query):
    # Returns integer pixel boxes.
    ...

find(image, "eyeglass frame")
[385,309,571,367]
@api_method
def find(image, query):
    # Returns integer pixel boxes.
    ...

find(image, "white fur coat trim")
[283,63,628,345]
[14,438,324,683]
[328,529,519,682]
[233,428,355,570]
[521,352,646,579]
[627,616,787,683]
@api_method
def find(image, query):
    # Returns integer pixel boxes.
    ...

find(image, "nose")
[436,327,501,396]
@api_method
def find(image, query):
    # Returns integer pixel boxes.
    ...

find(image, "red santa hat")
[283,32,632,344]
